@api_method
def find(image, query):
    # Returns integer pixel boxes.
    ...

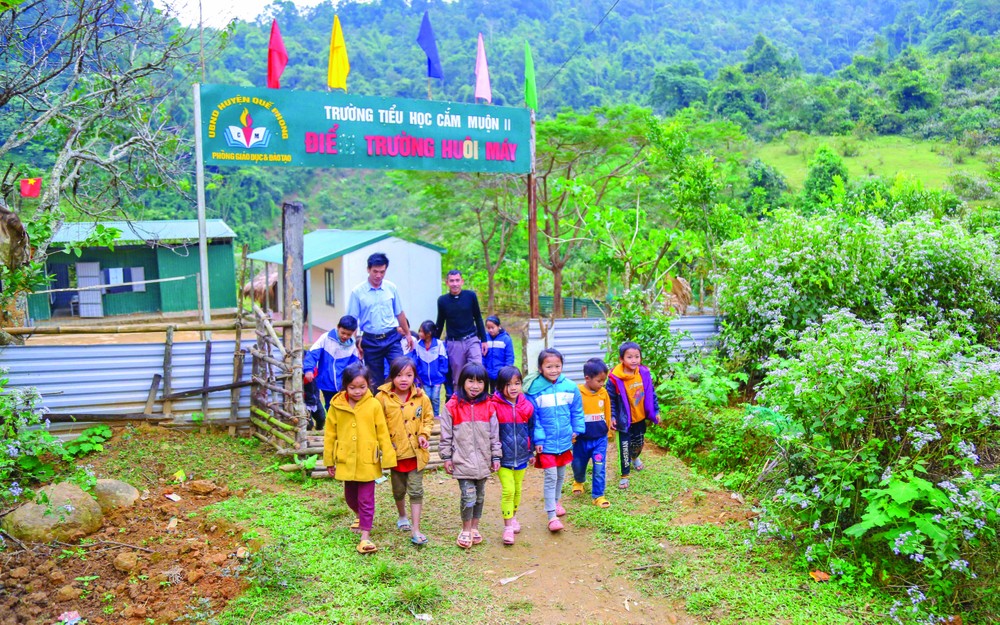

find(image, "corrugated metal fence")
[526,316,721,378]
[0,340,254,439]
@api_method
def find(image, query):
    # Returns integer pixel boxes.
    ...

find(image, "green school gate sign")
[198,84,531,174]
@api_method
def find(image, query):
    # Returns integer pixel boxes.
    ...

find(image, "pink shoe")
[548,518,564,532]
[511,517,521,534]
[555,503,566,517]
[503,526,516,545]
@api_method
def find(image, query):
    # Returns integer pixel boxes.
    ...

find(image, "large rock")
[93,479,140,512]
[0,482,103,543]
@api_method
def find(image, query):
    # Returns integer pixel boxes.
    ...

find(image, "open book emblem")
[225,108,272,149]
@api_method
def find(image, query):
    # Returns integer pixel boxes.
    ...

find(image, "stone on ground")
[0,482,103,543]
[93,479,140,512]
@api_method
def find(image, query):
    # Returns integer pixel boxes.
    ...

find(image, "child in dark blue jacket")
[483,315,515,394]
[410,320,449,417]
[491,365,534,546]
[303,315,360,428]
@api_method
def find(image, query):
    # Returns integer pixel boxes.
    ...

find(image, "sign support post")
[193,83,213,340]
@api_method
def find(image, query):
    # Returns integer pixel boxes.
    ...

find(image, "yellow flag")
[327,15,350,91]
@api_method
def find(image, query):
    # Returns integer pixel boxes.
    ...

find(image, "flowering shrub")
[716,210,1000,370]
[755,311,1000,618]
[0,369,62,507]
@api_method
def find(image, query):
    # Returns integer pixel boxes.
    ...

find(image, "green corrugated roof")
[52,220,236,245]
[248,230,445,270]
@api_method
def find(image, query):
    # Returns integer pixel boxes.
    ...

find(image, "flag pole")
[528,109,540,318]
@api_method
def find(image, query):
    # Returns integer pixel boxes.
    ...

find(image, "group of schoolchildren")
[307,314,659,554]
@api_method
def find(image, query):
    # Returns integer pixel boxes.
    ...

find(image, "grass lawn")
[81,424,909,624]
[755,134,995,191]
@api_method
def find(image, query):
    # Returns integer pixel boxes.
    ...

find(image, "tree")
[0,0,198,329]
[649,62,709,116]
[535,106,651,316]
[0,0,197,244]
[801,145,849,209]
[419,173,523,314]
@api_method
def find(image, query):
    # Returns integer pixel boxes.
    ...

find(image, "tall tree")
[0,0,198,329]
[0,0,197,244]
[535,106,651,316]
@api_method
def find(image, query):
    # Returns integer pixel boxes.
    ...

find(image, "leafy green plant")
[604,288,685,380]
[755,310,1000,617]
[64,425,112,458]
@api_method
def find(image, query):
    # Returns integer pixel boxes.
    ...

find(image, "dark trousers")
[617,419,647,477]
[361,332,403,389]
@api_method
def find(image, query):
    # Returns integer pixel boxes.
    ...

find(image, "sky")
[162,0,325,29]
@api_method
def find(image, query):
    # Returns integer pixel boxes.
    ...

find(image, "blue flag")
[417,11,443,79]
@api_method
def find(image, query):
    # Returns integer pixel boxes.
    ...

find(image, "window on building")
[325,269,335,306]
[102,266,146,294]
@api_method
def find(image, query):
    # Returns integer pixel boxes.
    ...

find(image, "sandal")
[411,533,429,545]
[555,503,567,517]
[572,481,585,495]
[502,526,515,545]
[594,496,611,508]
[471,529,483,545]
[350,519,361,533]
[511,517,521,534]
[456,531,473,549]
[618,477,630,490]
[633,457,645,471]
[547,518,564,532]
[356,539,378,554]
[397,518,412,531]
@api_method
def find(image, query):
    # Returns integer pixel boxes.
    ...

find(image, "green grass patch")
[569,451,901,624]
[756,134,994,191]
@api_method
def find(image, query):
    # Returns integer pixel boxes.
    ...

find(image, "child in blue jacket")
[483,315,515,393]
[410,320,449,417]
[303,315,360,428]
[525,348,584,532]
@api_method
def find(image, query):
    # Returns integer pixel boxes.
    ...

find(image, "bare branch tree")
[0,0,198,244]
[0,0,199,331]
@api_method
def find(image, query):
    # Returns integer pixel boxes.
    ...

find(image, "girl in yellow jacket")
[324,362,397,554]
[377,356,435,545]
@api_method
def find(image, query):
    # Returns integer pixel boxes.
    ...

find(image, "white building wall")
[308,256,346,333]
[308,238,442,334]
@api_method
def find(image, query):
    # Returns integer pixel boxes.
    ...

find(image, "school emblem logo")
[225,108,272,149]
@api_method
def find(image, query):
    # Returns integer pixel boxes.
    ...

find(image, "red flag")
[267,19,288,89]
[20,178,41,198]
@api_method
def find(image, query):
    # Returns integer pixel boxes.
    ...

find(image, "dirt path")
[422,467,698,625]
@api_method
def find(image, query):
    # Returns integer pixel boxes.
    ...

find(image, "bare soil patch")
[672,489,758,526]
[1,436,256,625]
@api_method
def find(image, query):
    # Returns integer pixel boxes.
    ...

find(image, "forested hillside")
[5,0,1000,259]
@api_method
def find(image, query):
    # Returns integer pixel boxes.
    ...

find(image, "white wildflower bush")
[755,311,1000,619]
[716,210,1000,371]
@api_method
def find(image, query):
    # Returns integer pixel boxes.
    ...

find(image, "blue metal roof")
[52,220,236,245]
[249,230,445,270]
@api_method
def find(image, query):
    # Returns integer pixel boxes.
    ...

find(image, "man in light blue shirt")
[347,252,414,388]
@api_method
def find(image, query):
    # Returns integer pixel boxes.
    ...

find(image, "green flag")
[524,41,538,111]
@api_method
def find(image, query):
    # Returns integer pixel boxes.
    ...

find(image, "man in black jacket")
[434,269,487,388]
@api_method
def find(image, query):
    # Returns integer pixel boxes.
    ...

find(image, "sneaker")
[633,457,645,471]
[555,503,567,517]
[547,518,564,532]
[502,526,515,545]
[511,517,521,534]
